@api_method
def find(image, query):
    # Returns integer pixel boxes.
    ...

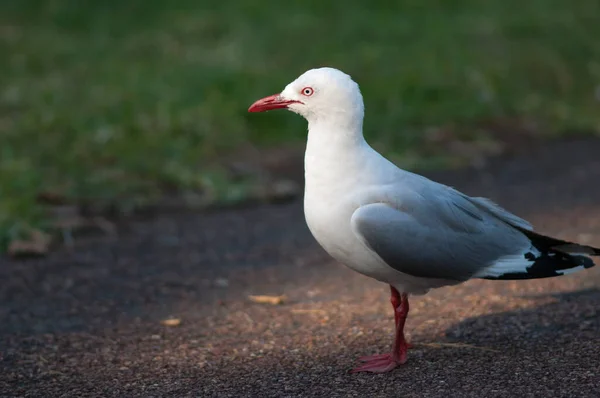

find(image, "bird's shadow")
[443,288,600,351]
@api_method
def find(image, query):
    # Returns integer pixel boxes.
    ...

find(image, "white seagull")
[248,67,599,373]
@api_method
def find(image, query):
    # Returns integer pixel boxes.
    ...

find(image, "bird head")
[248,67,364,127]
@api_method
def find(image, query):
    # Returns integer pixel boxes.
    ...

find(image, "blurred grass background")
[1,0,600,250]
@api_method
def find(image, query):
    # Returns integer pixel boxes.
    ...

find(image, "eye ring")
[301,87,314,96]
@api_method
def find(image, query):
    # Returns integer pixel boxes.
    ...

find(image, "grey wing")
[461,194,533,231]
[350,200,528,281]
[384,170,532,231]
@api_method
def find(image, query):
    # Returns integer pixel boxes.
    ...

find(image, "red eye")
[301,87,314,96]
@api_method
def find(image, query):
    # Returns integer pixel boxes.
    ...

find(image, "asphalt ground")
[2,137,600,397]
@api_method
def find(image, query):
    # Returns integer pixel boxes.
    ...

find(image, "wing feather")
[351,194,529,281]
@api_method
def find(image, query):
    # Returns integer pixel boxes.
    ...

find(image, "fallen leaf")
[290,309,327,315]
[248,295,287,305]
[160,318,182,327]
[8,229,52,257]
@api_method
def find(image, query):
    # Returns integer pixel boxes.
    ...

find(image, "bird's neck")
[304,118,369,188]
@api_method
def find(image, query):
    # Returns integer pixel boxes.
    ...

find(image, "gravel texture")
[2,137,600,398]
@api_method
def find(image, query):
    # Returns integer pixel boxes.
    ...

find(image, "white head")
[248,67,364,131]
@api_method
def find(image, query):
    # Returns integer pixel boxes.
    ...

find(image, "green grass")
[1,0,600,248]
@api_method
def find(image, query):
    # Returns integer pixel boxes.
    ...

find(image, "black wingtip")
[517,227,600,258]
[482,251,595,281]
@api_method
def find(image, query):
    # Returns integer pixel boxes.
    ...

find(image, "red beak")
[248,94,302,113]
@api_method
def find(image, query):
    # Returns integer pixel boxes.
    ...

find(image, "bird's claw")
[351,353,402,373]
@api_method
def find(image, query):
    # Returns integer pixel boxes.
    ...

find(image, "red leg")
[351,286,410,373]
[387,286,413,350]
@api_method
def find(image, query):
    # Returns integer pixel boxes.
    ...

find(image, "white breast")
[303,185,405,284]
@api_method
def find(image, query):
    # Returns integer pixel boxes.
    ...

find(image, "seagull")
[248,67,599,373]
